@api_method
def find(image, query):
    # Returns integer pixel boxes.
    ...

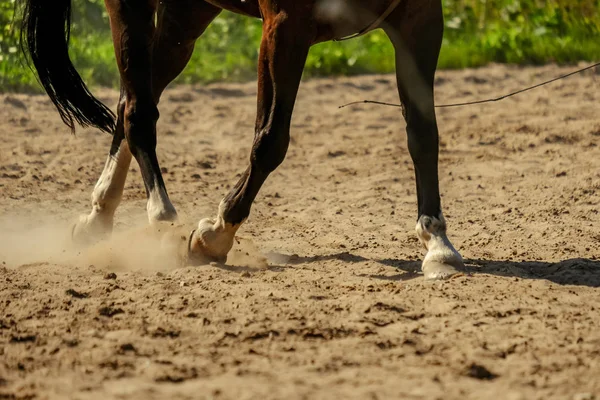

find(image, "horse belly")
[313,0,392,40]
[203,0,261,18]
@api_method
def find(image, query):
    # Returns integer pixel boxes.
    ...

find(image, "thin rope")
[335,0,403,42]
[338,62,600,110]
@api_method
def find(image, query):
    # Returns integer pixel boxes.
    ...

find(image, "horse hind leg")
[119,0,221,224]
[151,1,221,100]
[104,0,179,227]
[72,0,220,245]
[383,1,464,280]
[138,0,221,222]
[187,10,313,264]
[73,0,166,244]
[71,91,130,245]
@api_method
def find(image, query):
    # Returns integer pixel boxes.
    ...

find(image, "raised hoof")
[422,261,462,281]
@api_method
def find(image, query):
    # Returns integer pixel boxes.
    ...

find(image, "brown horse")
[19,0,463,280]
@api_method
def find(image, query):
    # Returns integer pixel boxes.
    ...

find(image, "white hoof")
[417,213,464,281]
[422,261,461,280]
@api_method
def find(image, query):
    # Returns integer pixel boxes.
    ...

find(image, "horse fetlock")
[416,213,464,280]
[147,186,178,224]
[148,206,178,224]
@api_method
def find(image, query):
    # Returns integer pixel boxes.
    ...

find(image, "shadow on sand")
[250,251,600,288]
[379,257,600,287]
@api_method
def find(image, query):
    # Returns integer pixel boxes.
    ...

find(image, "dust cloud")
[0,214,268,272]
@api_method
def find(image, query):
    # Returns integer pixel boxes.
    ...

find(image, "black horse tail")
[19,0,115,134]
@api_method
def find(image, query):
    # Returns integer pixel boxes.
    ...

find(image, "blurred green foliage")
[1,0,599,91]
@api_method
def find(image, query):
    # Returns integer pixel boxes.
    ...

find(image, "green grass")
[1,0,600,92]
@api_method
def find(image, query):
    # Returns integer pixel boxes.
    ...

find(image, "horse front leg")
[187,10,312,264]
[384,0,464,280]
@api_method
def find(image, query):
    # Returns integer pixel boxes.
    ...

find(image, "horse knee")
[251,127,290,174]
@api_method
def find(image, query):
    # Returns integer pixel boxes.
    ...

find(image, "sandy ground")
[1,64,600,399]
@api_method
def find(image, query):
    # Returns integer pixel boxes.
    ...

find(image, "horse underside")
[23,0,464,280]
[202,0,406,42]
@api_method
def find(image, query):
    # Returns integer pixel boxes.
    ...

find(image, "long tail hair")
[19,0,115,134]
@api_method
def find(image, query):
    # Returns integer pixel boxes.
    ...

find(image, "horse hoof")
[71,214,112,246]
[422,261,462,280]
[416,214,464,281]
[187,229,227,266]
[187,218,235,266]
[421,243,464,280]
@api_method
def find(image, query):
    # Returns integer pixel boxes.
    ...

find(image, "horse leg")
[71,90,130,244]
[188,9,312,264]
[72,1,220,244]
[384,0,464,280]
[151,1,221,101]
[103,0,180,227]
